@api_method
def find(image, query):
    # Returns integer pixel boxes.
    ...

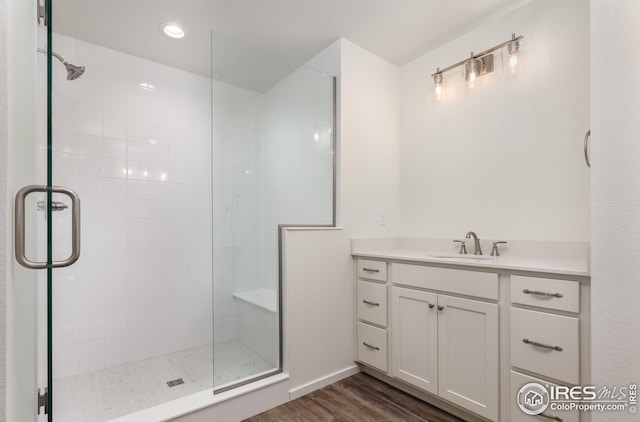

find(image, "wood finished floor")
[244,373,465,422]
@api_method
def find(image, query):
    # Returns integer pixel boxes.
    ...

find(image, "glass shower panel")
[212,32,335,392]
[47,5,213,420]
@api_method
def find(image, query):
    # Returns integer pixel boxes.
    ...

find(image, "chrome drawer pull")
[362,267,380,273]
[540,413,563,422]
[362,300,380,307]
[523,338,563,352]
[523,289,563,298]
[363,342,380,351]
[584,129,591,168]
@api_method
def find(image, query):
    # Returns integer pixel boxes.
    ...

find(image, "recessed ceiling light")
[162,23,185,39]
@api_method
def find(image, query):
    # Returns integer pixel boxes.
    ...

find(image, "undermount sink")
[425,253,497,261]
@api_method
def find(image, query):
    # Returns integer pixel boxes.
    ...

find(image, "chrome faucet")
[465,231,483,255]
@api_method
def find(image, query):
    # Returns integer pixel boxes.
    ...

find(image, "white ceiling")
[53,0,530,88]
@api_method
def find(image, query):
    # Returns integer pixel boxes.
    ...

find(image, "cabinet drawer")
[357,280,387,327]
[356,322,388,372]
[392,263,498,300]
[511,307,579,384]
[511,276,579,313]
[510,371,580,422]
[357,259,388,282]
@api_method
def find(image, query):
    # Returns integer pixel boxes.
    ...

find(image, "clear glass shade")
[502,40,523,79]
[463,57,483,92]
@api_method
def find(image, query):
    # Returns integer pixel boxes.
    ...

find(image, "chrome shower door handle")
[15,185,81,269]
[584,130,591,168]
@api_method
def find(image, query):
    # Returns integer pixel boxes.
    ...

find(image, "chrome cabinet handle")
[15,185,81,269]
[362,342,380,351]
[522,338,563,352]
[362,300,380,307]
[523,289,563,298]
[362,267,380,273]
[437,305,444,311]
[584,129,591,168]
[539,413,563,422]
[426,301,435,309]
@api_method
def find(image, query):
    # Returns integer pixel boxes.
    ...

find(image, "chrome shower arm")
[37,48,67,64]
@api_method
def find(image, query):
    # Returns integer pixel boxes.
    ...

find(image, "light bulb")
[433,70,443,101]
[509,53,518,73]
[435,84,442,101]
[463,56,481,90]
[468,68,477,89]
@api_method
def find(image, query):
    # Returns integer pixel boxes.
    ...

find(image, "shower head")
[37,48,86,80]
[64,62,85,81]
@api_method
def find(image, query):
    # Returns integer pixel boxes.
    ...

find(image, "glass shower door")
[11,5,83,421]
[45,1,214,420]
[6,2,48,420]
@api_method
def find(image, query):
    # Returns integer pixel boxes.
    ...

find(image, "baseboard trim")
[288,365,360,400]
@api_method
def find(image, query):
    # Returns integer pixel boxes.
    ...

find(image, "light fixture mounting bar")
[431,34,524,77]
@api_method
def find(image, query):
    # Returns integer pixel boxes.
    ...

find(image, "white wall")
[285,38,401,392]
[399,0,590,241]
[43,34,213,379]
[591,2,640,420]
[340,40,401,235]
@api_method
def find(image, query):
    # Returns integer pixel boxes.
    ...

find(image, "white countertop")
[352,249,590,277]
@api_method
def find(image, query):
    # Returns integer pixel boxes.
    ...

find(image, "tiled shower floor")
[53,340,273,422]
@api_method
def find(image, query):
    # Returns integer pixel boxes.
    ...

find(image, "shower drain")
[167,378,185,387]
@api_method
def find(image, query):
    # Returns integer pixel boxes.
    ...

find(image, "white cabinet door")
[391,286,438,395]
[438,295,499,421]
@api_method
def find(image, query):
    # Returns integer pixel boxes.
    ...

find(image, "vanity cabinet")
[353,252,590,422]
[391,269,499,421]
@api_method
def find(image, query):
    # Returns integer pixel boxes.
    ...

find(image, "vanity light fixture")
[431,33,524,98]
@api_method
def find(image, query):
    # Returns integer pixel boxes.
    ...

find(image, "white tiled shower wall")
[37,33,214,379]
